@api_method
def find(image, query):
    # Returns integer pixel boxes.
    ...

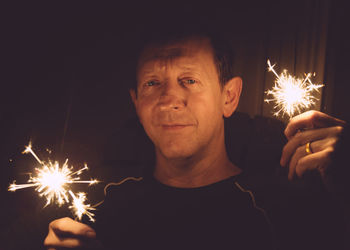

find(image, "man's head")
[131,29,237,91]
[130,33,242,161]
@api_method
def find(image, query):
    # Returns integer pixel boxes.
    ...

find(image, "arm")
[279,111,349,249]
[327,122,350,197]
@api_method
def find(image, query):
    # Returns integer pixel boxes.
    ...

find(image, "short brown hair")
[131,25,235,90]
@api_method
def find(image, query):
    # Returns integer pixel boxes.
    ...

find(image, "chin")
[157,143,196,160]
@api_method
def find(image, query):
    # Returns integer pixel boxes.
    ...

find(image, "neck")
[153,141,241,188]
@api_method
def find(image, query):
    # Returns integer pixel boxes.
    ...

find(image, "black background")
[1,1,350,247]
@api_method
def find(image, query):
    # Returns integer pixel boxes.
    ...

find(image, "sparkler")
[69,191,96,222]
[8,142,98,222]
[265,59,324,119]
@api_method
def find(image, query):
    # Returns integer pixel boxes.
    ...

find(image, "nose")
[158,81,186,111]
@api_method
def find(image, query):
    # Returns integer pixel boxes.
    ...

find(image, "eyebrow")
[140,64,199,76]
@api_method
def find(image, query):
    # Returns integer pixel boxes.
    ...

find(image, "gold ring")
[305,142,313,155]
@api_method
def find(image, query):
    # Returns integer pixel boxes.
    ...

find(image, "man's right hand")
[44,217,99,249]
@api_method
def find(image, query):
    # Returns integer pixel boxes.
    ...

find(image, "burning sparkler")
[69,191,96,222]
[8,142,98,222]
[265,59,324,119]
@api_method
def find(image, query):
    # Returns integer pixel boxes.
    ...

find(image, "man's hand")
[280,110,346,181]
[44,217,99,249]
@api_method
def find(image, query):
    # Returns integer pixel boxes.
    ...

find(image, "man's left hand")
[280,110,346,182]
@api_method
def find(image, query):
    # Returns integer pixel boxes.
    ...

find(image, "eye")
[146,80,159,86]
[186,79,196,84]
[181,79,197,85]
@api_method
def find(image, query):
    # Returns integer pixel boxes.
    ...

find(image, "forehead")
[137,37,215,74]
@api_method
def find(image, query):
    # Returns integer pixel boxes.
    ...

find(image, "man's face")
[132,38,230,160]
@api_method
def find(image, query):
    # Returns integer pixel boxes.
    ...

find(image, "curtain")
[227,0,331,122]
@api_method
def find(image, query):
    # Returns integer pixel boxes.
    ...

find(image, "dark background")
[2,0,349,167]
[1,0,349,248]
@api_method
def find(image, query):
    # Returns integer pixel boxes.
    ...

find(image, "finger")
[280,126,342,167]
[287,145,305,180]
[49,217,96,238]
[284,111,346,139]
[294,149,333,178]
[286,138,331,180]
[45,235,100,250]
[44,231,83,249]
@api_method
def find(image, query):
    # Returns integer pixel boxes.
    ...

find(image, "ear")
[222,76,242,118]
[130,88,138,111]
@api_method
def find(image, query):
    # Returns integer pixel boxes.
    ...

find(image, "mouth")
[161,124,194,130]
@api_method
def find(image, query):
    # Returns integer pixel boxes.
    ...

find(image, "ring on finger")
[305,141,313,155]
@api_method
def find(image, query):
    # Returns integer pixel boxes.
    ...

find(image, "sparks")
[265,60,324,118]
[69,191,96,222]
[8,142,99,221]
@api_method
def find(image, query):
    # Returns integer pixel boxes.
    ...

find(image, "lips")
[161,124,194,130]
[154,112,196,130]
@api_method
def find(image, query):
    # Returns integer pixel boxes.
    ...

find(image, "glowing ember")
[8,142,98,221]
[69,191,96,222]
[265,60,324,118]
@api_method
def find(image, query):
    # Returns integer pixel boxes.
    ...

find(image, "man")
[44,31,347,249]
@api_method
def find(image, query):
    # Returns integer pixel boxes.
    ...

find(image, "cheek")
[136,100,153,126]
[189,92,223,123]
[135,98,159,142]
[185,95,224,145]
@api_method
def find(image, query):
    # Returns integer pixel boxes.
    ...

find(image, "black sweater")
[92,172,345,250]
